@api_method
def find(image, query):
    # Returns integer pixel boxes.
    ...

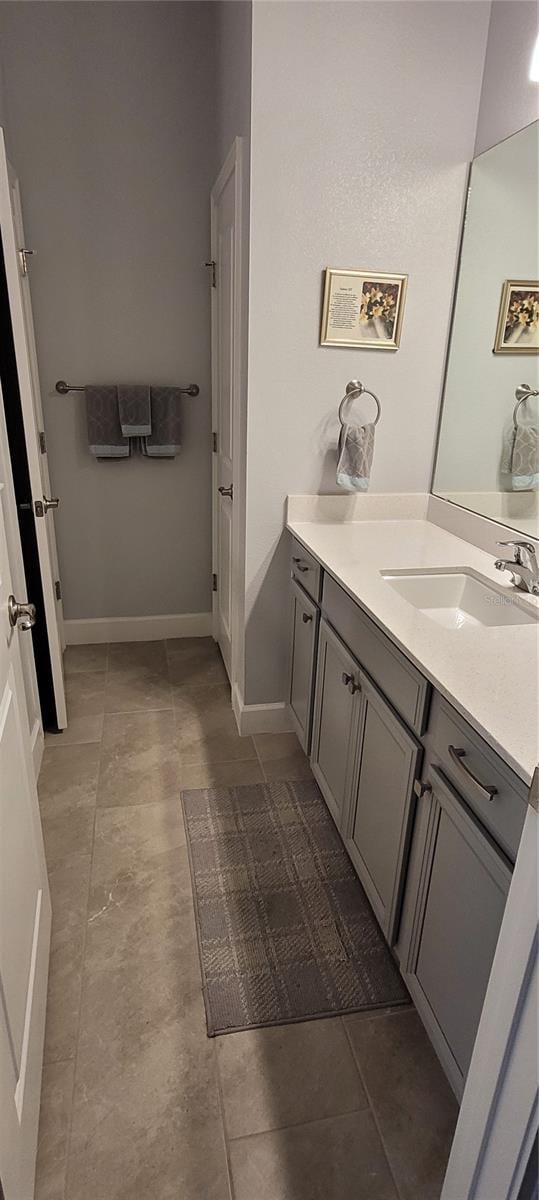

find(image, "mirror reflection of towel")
[501,423,539,490]
[336,423,375,491]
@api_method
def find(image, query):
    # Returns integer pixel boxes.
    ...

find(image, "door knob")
[43,496,60,512]
[8,595,36,631]
[218,485,233,499]
[302,612,313,623]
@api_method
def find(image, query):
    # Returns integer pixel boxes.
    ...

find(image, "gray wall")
[215,1,252,165]
[475,0,539,156]
[0,1,218,621]
[243,0,490,705]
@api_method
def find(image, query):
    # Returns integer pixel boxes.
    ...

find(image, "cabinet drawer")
[427,694,527,861]
[289,581,320,753]
[322,574,429,736]
[290,537,322,603]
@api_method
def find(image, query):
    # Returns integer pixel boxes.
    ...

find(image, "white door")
[0,380,51,1199]
[0,129,66,728]
[210,140,243,683]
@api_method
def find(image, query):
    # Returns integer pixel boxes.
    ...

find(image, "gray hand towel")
[142,386,182,458]
[501,423,539,490]
[118,384,151,437]
[86,385,130,458]
[336,422,375,491]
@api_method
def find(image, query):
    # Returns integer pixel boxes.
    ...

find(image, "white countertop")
[287,507,539,786]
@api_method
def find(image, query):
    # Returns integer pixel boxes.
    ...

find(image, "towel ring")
[338,380,381,427]
[513,383,539,431]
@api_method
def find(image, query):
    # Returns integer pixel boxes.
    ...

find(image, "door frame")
[210,136,245,697]
[0,129,66,729]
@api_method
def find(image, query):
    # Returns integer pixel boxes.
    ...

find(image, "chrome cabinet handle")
[448,745,497,802]
[292,556,310,573]
[342,671,360,694]
[218,485,233,499]
[8,595,36,631]
[302,612,313,623]
[43,496,60,512]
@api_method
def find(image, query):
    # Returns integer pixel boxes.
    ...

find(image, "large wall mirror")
[433,120,538,538]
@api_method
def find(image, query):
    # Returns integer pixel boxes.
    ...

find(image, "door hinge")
[39,430,47,454]
[212,431,217,453]
[212,572,218,592]
[18,247,34,276]
[54,579,62,601]
[205,259,216,288]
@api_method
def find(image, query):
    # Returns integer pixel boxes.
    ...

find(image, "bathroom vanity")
[287,501,536,1100]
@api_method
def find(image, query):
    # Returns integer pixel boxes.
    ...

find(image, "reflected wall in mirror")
[433,120,539,538]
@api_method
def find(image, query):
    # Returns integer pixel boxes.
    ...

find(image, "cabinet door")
[289,580,319,752]
[403,766,511,1098]
[310,619,361,830]
[345,672,421,944]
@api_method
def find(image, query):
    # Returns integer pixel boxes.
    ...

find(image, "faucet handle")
[496,539,537,559]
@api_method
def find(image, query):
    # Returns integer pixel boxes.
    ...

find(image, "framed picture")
[320,268,407,349]
[494,280,539,353]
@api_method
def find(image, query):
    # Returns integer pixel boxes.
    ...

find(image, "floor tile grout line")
[341,1016,405,1200]
[214,1044,239,1200]
[223,1104,392,1145]
[62,719,104,1199]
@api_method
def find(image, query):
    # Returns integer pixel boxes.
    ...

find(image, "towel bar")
[513,383,539,430]
[338,379,381,427]
[55,379,200,397]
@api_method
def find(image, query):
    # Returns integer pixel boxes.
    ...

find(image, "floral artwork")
[494,281,539,353]
[358,281,400,341]
[320,269,407,349]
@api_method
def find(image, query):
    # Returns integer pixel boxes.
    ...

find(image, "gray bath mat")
[181,779,409,1036]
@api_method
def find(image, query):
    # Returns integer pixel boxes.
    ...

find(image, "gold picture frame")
[493,280,539,354]
[320,267,407,350]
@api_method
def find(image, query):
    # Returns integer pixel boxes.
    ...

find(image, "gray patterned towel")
[336,422,375,491]
[142,386,182,458]
[117,384,151,437]
[501,423,538,490]
[85,385,130,458]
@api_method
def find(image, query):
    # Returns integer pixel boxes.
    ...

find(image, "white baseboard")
[64,612,213,645]
[232,682,294,737]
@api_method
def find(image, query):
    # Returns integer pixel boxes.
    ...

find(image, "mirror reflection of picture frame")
[320,268,407,349]
[493,280,539,354]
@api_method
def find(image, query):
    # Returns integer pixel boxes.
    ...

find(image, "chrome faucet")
[494,540,539,595]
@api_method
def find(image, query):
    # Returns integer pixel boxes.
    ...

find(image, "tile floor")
[35,637,458,1200]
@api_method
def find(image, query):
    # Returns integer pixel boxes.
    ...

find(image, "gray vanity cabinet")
[345,672,421,944]
[401,765,511,1098]
[310,619,362,830]
[289,580,320,752]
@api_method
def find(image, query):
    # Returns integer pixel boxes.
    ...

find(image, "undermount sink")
[380,568,539,629]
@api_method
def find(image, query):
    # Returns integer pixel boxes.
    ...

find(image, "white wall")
[242,0,490,705]
[0,1,218,621]
[434,122,539,496]
[475,0,539,156]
